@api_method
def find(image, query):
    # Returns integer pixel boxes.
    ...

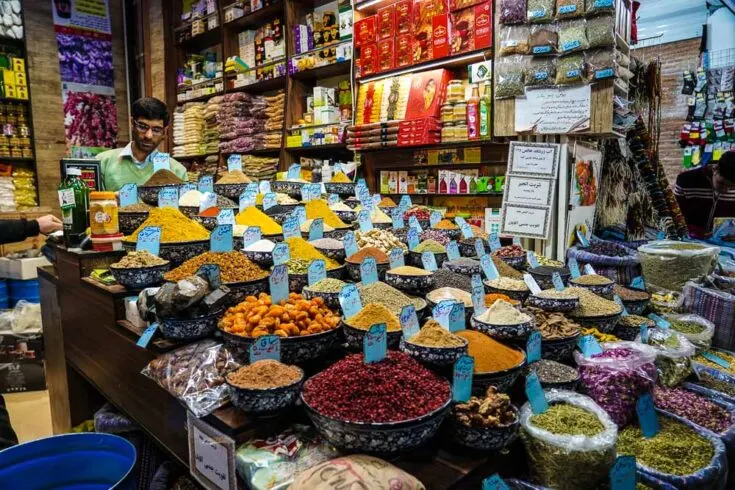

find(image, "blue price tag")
[136,226,161,256]
[527,251,540,269]
[308,259,326,286]
[614,295,629,316]
[489,233,501,251]
[525,372,549,414]
[610,456,636,490]
[636,393,660,438]
[119,183,138,207]
[408,215,422,233]
[344,231,359,257]
[364,323,387,364]
[217,208,235,226]
[372,194,381,207]
[523,274,541,295]
[210,225,233,252]
[480,254,499,280]
[389,248,405,269]
[328,193,340,205]
[647,313,670,329]
[459,222,474,239]
[452,355,474,403]
[527,331,542,363]
[449,302,465,332]
[239,189,256,211]
[197,264,221,289]
[137,323,159,348]
[199,191,217,214]
[339,284,362,319]
[399,195,412,210]
[430,211,442,227]
[282,215,300,239]
[584,264,596,275]
[422,252,438,272]
[246,183,259,194]
[701,351,731,369]
[568,258,581,278]
[576,229,590,247]
[357,209,373,232]
[269,264,289,304]
[301,184,314,202]
[407,227,420,251]
[446,241,460,261]
[433,300,454,328]
[249,335,280,363]
[475,238,486,257]
[180,182,197,195]
[158,187,179,208]
[578,335,603,357]
[630,276,646,290]
[198,175,214,193]
[656,230,666,240]
[512,236,521,245]
[354,182,365,199]
[242,226,261,248]
[400,305,420,339]
[227,154,242,172]
[358,186,371,208]
[258,180,271,194]
[361,257,379,285]
[287,164,301,180]
[272,243,290,265]
[482,474,510,490]
[294,206,306,225]
[552,272,565,291]
[151,152,170,171]
[392,207,405,229]
[471,274,487,314]
[262,193,277,211]
[309,218,324,240]
[640,323,649,343]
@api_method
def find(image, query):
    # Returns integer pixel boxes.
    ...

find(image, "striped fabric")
[681,281,735,350]
[674,166,735,239]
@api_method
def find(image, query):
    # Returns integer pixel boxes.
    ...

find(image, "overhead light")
[358,51,488,83]
[355,0,386,10]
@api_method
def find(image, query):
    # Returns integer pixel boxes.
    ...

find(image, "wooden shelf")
[290,60,351,81]
[175,152,219,160]
[228,75,287,94]
[176,26,222,51]
[285,143,351,153]
[249,147,282,155]
[381,192,503,197]
[373,161,507,170]
[356,48,491,83]
[174,11,220,32]
[223,2,282,30]
[353,140,505,153]
[0,156,35,162]
[176,90,223,104]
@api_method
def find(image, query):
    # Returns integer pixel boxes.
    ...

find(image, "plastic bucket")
[0,280,7,309]
[8,279,39,306]
[0,433,137,489]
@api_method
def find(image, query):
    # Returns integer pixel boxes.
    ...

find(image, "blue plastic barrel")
[0,433,137,489]
[0,280,7,309]
[8,278,39,306]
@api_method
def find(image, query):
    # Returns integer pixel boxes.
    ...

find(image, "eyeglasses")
[133,120,165,136]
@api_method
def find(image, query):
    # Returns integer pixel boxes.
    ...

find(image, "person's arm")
[170,159,189,182]
[673,174,703,238]
[0,218,39,245]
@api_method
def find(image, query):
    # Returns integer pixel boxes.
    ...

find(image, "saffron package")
[405,68,452,119]
[395,33,413,67]
[354,15,376,48]
[377,4,395,40]
[450,8,474,54]
[378,39,394,72]
[431,14,450,59]
[360,43,379,76]
[395,0,413,35]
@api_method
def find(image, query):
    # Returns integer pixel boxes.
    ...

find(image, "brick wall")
[633,38,702,185]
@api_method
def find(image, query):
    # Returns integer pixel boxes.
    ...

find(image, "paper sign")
[407,227,420,250]
[328,194,339,205]
[568,258,581,278]
[636,393,660,438]
[552,272,565,291]
[525,372,549,414]
[422,252,438,272]
[452,355,474,403]
[191,424,232,489]
[527,331,542,363]
[180,183,197,195]
[430,211,442,227]
[294,206,306,225]
[613,295,628,316]
[460,222,474,239]
[514,85,591,135]
[364,323,387,364]
[152,152,170,171]
[158,187,179,208]
[272,243,290,265]
[482,474,511,490]
[500,204,551,240]
[343,232,358,257]
[524,274,542,295]
[361,257,379,285]
[701,351,731,369]
[308,259,326,286]
[269,264,289,304]
[383,248,403,270]
[392,207,405,229]
[584,264,596,275]
[480,254,499,280]
[399,195,412,210]
[198,175,214,194]
[527,251,540,269]
[647,313,670,329]
[217,208,235,226]
[262,193,277,211]
[339,284,362,319]
[433,300,454,328]
[577,229,590,247]
[472,274,487,314]
[197,264,221,289]
[245,183,258,194]
[512,236,521,245]
[136,323,158,348]
[199,192,217,214]
[242,226,261,248]
[282,215,300,239]
[609,456,636,490]
[227,154,242,172]
[249,335,280,363]
[578,335,603,357]
[357,209,373,232]
[630,276,646,290]
[258,180,271,194]
[508,141,561,177]
[119,183,137,207]
[448,302,465,332]
[489,233,501,251]
[409,215,422,232]
[210,225,233,252]
[287,164,301,180]
[136,226,161,256]
[475,238,486,257]
[309,218,324,241]
[400,305,420,339]
[446,241,460,261]
[240,190,256,211]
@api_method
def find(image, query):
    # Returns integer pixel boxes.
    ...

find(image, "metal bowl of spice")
[400,320,469,367]
[613,314,656,341]
[526,307,582,362]
[425,288,474,322]
[528,266,571,290]
[456,330,527,394]
[323,182,356,196]
[459,238,488,257]
[567,287,623,333]
[470,301,535,341]
[310,237,346,263]
[407,250,449,269]
[225,360,304,416]
[492,246,527,269]
[342,302,405,350]
[345,247,391,281]
[138,184,179,206]
[385,266,436,294]
[122,240,209,267]
[569,275,615,298]
[483,277,530,302]
[119,211,150,236]
[302,278,348,311]
[526,289,580,313]
[288,265,345,293]
[452,387,520,451]
[226,277,270,304]
[443,257,481,276]
[271,180,306,198]
[109,251,171,290]
[214,182,249,201]
[159,307,224,341]
[613,284,651,315]
[243,249,274,269]
[333,209,357,224]
[524,359,580,391]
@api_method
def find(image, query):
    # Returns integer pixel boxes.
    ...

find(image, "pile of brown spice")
[226,360,303,389]
[164,251,268,283]
[143,169,183,186]
[408,320,466,348]
[346,246,390,264]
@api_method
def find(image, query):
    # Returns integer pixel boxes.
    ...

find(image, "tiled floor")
[5,390,53,442]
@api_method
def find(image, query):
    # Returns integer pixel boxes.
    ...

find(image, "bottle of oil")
[466,84,480,140]
[480,82,491,139]
[58,168,90,247]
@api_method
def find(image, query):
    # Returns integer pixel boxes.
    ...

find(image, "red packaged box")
[449,0,486,11]
[360,43,379,76]
[395,0,412,35]
[377,5,395,40]
[431,13,450,59]
[377,38,394,72]
[474,1,492,49]
[354,16,376,48]
[395,34,413,67]
[450,8,474,54]
[413,0,446,63]
[405,69,451,119]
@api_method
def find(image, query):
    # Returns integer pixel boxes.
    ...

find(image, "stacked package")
[218,93,268,154]
[0,175,15,212]
[202,96,222,155]
[263,91,285,149]
[172,108,185,157]
[242,155,278,181]
[172,103,205,157]
[12,167,36,208]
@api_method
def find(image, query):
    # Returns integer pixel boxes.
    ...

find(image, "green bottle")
[480,82,491,139]
[58,168,90,246]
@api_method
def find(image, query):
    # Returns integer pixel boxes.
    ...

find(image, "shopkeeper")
[96,97,188,192]
[674,151,735,239]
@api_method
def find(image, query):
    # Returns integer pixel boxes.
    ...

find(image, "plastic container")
[447,80,465,102]
[0,433,136,489]
[91,233,124,252]
[89,191,119,235]
[638,241,719,291]
[0,279,7,309]
[8,278,39,305]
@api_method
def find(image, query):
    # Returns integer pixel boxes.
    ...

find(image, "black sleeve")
[0,395,18,450]
[0,219,40,245]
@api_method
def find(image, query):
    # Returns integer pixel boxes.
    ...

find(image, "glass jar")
[440,104,455,123]
[89,191,119,235]
[441,124,454,142]
[446,80,464,103]
[454,124,468,140]
[453,103,467,121]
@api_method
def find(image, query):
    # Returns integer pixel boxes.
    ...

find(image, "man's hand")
[36,215,63,234]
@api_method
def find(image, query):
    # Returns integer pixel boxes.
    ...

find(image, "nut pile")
[355,228,407,254]
[455,386,517,428]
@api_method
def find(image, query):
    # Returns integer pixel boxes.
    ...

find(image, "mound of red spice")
[303,351,451,423]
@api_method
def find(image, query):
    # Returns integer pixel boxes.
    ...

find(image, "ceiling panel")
[635,0,707,47]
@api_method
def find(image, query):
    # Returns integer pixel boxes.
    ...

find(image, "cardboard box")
[0,331,44,363]
[380,171,390,194]
[377,39,394,72]
[377,5,395,40]
[432,14,450,59]
[468,60,492,83]
[405,69,451,119]
[450,8,473,54]
[339,8,353,40]
[0,257,51,280]
[395,34,413,68]
[359,43,378,76]
[314,106,340,124]
[0,360,45,393]
[313,86,335,107]
[474,1,492,49]
[354,16,376,48]
[395,0,413,35]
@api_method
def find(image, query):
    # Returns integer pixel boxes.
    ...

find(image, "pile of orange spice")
[456,330,525,373]
[485,293,519,307]
[346,246,389,264]
[433,219,458,230]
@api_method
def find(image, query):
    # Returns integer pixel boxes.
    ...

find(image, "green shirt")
[96,144,188,192]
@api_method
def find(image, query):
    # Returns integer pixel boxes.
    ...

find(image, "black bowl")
[618,288,651,315]
[568,278,615,298]
[243,249,274,268]
[159,308,223,341]
[470,314,535,340]
[483,281,530,303]
[399,337,468,367]
[214,182,249,201]
[452,406,520,450]
[473,357,527,394]
[109,262,170,290]
[524,363,580,391]
[541,332,581,362]
[345,260,390,281]
[425,295,474,323]
[352,221,392,231]
[568,311,622,333]
[288,265,345,293]
[527,267,571,290]
[333,209,357,224]
[138,184,179,206]
[430,228,461,240]
[226,368,304,416]
[122,239,209,267]
[302,288,342,311]
[119,211,149,236]
[226,277,269,304]
[526,294,580,313]
[312,244,346,263]
[493,253,527,269]
[385,270,436,294]
[408,250,449,269]
[342,321,403,350]
[178,205,199,219]
[613,317,656,341]
[459,238,488,258]
[271,180,306,198]
[443,259,481,276]
[302,385,451,454]
[343,198,360,209]
[217,325,342,364]
[324,182,356,196]
[194,215,218,231]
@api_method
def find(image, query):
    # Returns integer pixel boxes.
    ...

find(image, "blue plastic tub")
[0,280,7,309]
[0,433,137,489]
[8,278,39,306]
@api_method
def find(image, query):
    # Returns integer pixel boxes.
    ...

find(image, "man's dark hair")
[131,97,170,126]
[717,151,735,183]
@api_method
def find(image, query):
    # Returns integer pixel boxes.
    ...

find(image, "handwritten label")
[199,192,217,214]
[198,175,214,194]
[701,351,731,369]
[364,323,387,364]
[262,193,277,211]
[327,193,339,205]
[137,323,158,348]
[610,455,636,490]
[482,474,510,490]
[392,207,405,229]
[119,183,137,207]
[408,215,422,233]
[489,233,501,251]
[613,295,628,316]
[343,231,358,257]
[452,355,474,403]
[526,372,549,414]
[583,264,596,275]
[514,85,591,135]
[640,324,649,343]
[527,331,542,363]
[272,243,290,265]
[192,425,231,489]
[361,257,379,285]
[433,300,454,329]
[210,225,233,252]
[422,252,438,272]
[449,302,465,332]
[217,208,235,226]
[309,218,324,241]
[446,241,460,261]
[407,227,420,250]
[339,284,362,319]
[240,190,256,211]
[227,154,242,172]
[568,258,581,278]
[459,222,474,239]
[294,206,306,225]
[578,335,603,357]
[269,264,289,304]
[636,393,660,438]
[527,251,540,269]
[308,259,326,286]
[287,164,301,180]
[480,254,499,280]
[258,180,271,194]
[151,152,170,171]
[136,226,161,256]
[430,211,442,227]
[524,274,542,295]
[472,274,487,315]
[282,215,300,240]
[400,304,420,339]
[197,264,221,289]
[630,276,646,290]
[647,313,670,329]
[181,182,197,195]
[399,195,412,211]
[387,248,405,269]
[242,226,261,248]
[249,335,280,363]
[552,272,565,291]
[475,238,486,257]
[158,187,179,208]
[357,209,373,232]
[576,229,590,247]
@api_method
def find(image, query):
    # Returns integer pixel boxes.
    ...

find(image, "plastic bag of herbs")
[617,411,728,489]
[663,313,715,351]
[636,327,695,387]
[638,240,719,292]
[519,390,617,490]
[689,365,735,404]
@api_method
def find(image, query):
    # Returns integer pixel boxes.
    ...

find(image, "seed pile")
[347,303,401,332]
[408,320,466,348]
[568,287,621,317]
[164,251,267,283]
[304,277,347,293]
[477,300,531,325]
[227,360,302,389]
[526,359,579,384]
[112,250,168,268]
[357,281,424,314]
[572,275,613,286]
[426,287,472,307]
[457,330,525,373]
[486,277,528,291]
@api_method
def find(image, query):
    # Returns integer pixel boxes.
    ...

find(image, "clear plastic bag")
[4,300,42,334]
[520,390,618,490]
[292,455,426,490]
[586,0,615,15]
[141,340,239,417]
[664,313,715,350]
[500,0,528,24]
[530,24,558,55]
[525,58,556,88]
[636,328,695,387]
[500,25,531,55]
[558,19,589,53]
[586,49,616,81]
[555,0,584,19]
[495,56,527,99]
[574,341,657,426]
[527,0,555,23]
[638,241,720,292]
[556,53,586,84]
[587,14,615,48]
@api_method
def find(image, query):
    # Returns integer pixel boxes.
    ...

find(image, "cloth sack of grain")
[289,455,425,490]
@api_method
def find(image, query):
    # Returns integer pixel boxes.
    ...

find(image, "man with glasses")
[96,97,188,191]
